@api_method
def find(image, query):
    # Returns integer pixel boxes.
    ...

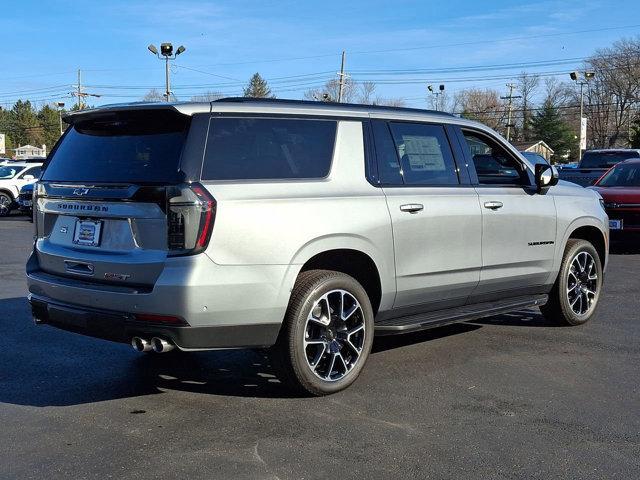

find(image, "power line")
[2,49,637,100]
[348,52,638,75]
[347,25,640,56]
[179,24,640,69]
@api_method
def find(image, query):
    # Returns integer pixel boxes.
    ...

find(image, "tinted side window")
[371,120,403,184]
[462,131,528,186]
[21,166,42,178]
[388,122,459,185]
[202,118,336,180]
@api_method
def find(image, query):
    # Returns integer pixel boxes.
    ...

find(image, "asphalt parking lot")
[1,213,638,479]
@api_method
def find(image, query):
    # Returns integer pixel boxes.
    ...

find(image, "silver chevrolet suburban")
[27,98,608,395]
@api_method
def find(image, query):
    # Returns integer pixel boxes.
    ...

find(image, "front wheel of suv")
[540,239,603,326]
[271,269,374,396]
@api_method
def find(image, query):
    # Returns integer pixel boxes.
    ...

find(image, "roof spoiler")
[62,102,209,124]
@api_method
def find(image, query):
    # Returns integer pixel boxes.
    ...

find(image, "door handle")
[483,201,504,210]
[400,203,424,214]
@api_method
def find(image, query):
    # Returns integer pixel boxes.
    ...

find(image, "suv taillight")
[167,183,216,256]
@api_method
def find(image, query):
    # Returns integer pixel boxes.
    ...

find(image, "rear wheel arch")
[298,249,382,317]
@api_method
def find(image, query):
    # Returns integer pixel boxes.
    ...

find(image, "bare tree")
[454,88,508,133]
[304,78,357,103]
[358,81,377,104]
[516,72,540,141]
[583,37,640,147]
[374,97,407,107]
[305,79,406,106]
[190,91,224,102]
[141,89,165,102]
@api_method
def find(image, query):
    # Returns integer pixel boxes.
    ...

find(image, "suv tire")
[0,192,12,217]
[271,269,374,396]
[541,239,603,326]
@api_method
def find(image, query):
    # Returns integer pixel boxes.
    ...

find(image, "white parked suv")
[27,99,608,395]
[0,161,43,216]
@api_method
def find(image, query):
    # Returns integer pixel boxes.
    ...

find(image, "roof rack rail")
[214,97,454,117]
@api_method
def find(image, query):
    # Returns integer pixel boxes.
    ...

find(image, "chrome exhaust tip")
[131,337,152,352]
[151,337,175,353]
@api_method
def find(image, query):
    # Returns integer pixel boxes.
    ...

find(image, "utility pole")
[72,69,101,110]
[337,51,347,103]
[77,69,82,110]
[501,83,521,143]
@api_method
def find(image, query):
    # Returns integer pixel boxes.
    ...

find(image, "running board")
[374,294,548,335]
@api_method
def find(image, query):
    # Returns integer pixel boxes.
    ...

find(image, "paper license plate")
[73,219,102,246]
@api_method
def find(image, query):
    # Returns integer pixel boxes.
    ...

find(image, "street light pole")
[148,43,186,102]
[570,71,595,157]
[165,55,171,102]
[56,102,65,135]
[427,84,445,111]
[579,82,584,124]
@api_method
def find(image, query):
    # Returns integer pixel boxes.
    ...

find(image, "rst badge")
[104,272,131,281]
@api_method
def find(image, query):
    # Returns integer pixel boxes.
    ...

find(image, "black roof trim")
[214,97,455,117]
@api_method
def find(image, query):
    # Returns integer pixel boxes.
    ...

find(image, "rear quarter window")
[201,117,336,180]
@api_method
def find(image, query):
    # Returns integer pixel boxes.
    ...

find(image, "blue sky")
[1,0,639,109]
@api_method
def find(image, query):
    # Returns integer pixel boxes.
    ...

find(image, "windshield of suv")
[580,150,640,169]
[42,109,190,184]
[0,165,25,179]
[597,162,640,187]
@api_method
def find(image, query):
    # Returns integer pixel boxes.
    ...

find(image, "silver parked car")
[27,99,609,395]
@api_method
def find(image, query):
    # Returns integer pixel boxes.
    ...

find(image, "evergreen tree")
[37,104,62,151]
[0,109,14,157]
[243,73,274,98]
[530,100,574,157]
[630,118,640,149]
[10,100,43,147]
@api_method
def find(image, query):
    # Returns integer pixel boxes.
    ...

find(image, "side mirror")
[22,175,35,181]
[535,164,559,192]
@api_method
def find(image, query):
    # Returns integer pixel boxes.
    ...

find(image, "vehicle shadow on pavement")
[469,308,560,328]
[371,323,481,353]
[0,297,553,406]
[0,212,31,221]
[0,297,293,405]
[610,241,640,255]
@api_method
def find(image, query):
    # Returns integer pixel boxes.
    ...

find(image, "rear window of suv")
[42,109,190,184]
[202,117,336,180]
[580,150,640,169]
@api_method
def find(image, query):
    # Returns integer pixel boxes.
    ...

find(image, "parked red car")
[590,158,640,236]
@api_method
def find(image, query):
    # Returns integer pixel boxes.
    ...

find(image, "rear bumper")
[26,250,298,349]
[29,294,281,350]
